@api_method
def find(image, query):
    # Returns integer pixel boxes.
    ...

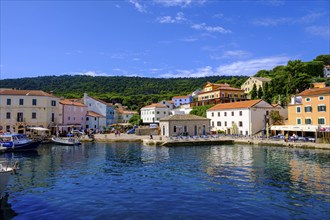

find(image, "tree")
[269,111,284,125]
[263,82,272,104]
[257,86,263,99]
[190,105,214,117]
[250,84,258,99]
[129,114,142,126]
[314,54,330,65]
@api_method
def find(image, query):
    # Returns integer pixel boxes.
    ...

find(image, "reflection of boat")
[52,136,81,146]
[0,134,41,152]
[0,161,18,200]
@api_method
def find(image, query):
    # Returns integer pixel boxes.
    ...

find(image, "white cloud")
[216,56,288,75]
[73,71,111,77]
[191,23,231,33]
[159,56,289,77]
[153,0,206,7]
[210,50,252,60]
[129,0,147,13]
[305,25,330,39]
[156,12,186,23]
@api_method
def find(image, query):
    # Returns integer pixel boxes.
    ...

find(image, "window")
[239,111,242,116]
[6,99,11,105]
[319,96,324,101]
[305,118,312,124]
[32,112,37,119]
[318,118,325,125]
[6,112,11,119]
[297,118,301,124]
[212,112,214,117]
[217,121,221,126]
[157,111,160,114]
[19,99,24,105]
[174,126,177,132]
[231,112,234,116]
[239,121,243,127]
[68,117,70,121]
[218,112,220,117]
[86,117,89,121]
[224,112,227,116]
[225,121,227,126]
[305,97,311,102]
[296,106,301,113]
[304,106,312,112]
[51,113,55,122]
[32,99,37,106]
[51,100,56,106]
[318,105,326,112]
[212,121,214,127]
[184,126,187,133]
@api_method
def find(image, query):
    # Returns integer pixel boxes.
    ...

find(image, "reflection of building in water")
[140,146,169,164]
[205,146,254,179]
[290,156,330,194]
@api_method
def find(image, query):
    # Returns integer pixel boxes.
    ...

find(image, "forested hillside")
[1,54,329,110]
[0,75,247,110]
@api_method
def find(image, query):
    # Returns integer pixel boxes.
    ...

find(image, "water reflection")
[2,143,330,219]
[0,194,17,220]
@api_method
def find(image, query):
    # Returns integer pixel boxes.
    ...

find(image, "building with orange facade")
[192,82,248,107]
[271,86,330,142]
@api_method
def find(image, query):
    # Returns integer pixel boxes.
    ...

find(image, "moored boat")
[0,134,41,152]
[51,136,81,146]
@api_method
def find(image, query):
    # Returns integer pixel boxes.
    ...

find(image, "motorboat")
[52,135,81,146]
[0,161,19,200]
[0,134,41,152]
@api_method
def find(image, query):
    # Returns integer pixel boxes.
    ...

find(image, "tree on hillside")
[314,54,330,65]
[269,110,284,125]
[129,114,142,126]
[190,105,214,117]
[250,84,258,99]
[257,86,263,99]
[263,82,272,104]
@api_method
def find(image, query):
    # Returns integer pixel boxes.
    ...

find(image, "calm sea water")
[1,142,329,220]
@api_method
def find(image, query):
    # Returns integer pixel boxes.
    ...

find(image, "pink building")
[58,99,88,133]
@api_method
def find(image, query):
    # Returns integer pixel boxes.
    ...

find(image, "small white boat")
[52,136,81,146]
[0,161,19,200]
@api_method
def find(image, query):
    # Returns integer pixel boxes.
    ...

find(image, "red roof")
[142,103,168,109]
[0,89,55,97]
[60,99,86,107]
[208,99,263,111]
[297,87,330,96]
[86,111,105,118]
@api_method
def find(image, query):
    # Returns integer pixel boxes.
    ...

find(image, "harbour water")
[1,142,329,219]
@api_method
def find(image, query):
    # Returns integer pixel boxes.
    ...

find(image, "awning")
[271,125,318,132]
[28,127,50,131]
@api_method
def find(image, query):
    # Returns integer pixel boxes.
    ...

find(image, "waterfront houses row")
[0,89,138,133]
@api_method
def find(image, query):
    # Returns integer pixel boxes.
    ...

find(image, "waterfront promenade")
[92,133,330,150]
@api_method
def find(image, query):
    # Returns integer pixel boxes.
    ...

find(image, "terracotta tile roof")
[0,89,56,97]
[141,103,168,109]
[199,86,244,95]
[297,87,330,96]
[160,114,210,121]
[208,99,263,111]
[86,111,105,118]
[60,99,86,107]
[172,95,190,99]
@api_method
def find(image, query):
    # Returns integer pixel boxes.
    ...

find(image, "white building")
[159,100,174,110]
[172,95,192,107]
[0,89,59,133]
[324,65,330,78]
[83,93,114,130]
[140,103,170,124]
[206,99,274,135]
[171,104,192,115]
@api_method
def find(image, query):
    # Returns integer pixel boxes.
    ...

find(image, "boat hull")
[1,141,41,152]
[52,137,81,146]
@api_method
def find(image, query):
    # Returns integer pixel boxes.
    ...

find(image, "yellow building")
[193,82,247,106]
[272,87,330,142]
[0,89,59,133]
[241,77,271,94]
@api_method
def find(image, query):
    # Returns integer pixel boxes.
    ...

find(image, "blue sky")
[0,0,329,79]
